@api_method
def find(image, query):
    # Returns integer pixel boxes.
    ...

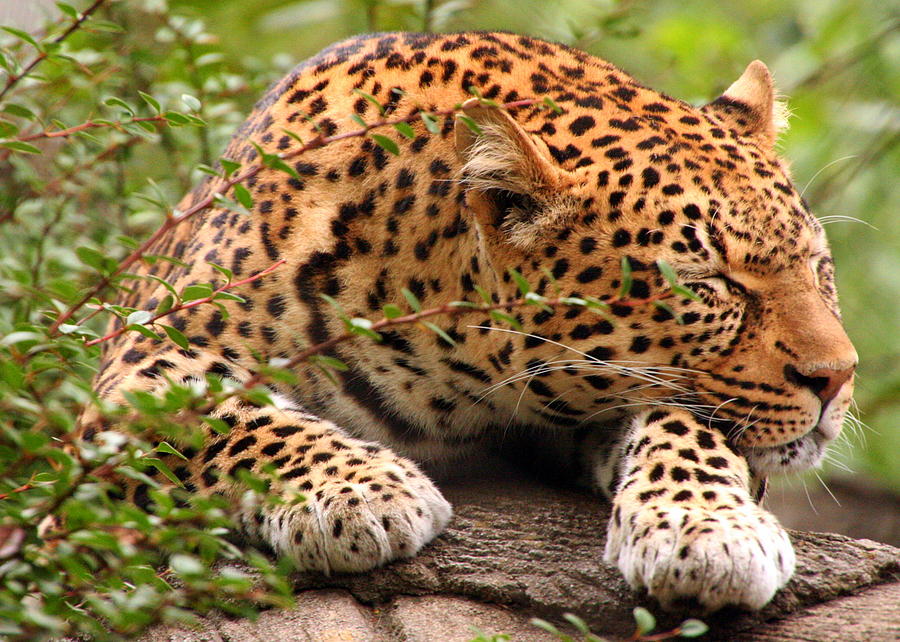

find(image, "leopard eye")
[690,274,745,297]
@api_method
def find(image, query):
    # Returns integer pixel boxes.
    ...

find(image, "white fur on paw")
[262,463,451,574]
[604,502,795,611]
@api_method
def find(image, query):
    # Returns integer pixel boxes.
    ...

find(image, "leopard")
[80,31,858,612]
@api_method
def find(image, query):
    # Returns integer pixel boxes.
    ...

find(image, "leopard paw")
[604,500,795,611]
[254,457,452,574]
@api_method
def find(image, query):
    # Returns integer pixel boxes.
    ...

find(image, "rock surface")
[142,467,900,641]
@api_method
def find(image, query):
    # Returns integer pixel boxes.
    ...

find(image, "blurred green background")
[6,0,898,489]
[167,0,899,488]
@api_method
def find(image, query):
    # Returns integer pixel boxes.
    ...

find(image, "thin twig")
[11,115,167,142]
[0,0,109,103]
[83,259,287,347]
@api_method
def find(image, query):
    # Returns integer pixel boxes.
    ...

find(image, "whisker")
[817,214,876,229]
[800,154,857,197]
[812,469,841,507]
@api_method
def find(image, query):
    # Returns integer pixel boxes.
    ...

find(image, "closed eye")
[684,273,747,297]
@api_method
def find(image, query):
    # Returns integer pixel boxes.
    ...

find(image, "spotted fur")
[81,32,858,611]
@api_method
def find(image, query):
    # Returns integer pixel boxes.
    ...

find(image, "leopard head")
[455,61,857,477]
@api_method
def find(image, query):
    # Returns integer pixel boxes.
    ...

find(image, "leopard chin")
[742,425,832,476]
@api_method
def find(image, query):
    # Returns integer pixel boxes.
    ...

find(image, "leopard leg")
[83,351,451,574]
[602,408,794,611]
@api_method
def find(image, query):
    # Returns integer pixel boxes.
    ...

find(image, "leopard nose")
[783,364,856,406]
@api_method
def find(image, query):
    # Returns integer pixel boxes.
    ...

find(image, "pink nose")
[784,364,856,406]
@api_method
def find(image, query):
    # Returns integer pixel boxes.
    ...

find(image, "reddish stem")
[13,115,167,142]
[83,259,287,347]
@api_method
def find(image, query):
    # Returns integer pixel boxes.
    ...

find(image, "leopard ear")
[454,98,564,246]
[703,60,787,147]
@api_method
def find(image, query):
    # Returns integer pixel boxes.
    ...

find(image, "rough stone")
[141,466,900,641]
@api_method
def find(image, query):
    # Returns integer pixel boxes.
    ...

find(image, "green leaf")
[76,246,106,271]
[0,119,20,137]
[401,288,422,312]
[181,284,213,302]
[652,300,681,323]
[347,317,381,341]
[352,89,384,115]
[170,554,204,576]
[3,103,36,120]
[382,303,404,319]
[656,259,678,286]
[126,310,152,326]
[350,113,367,128]
[181,93,201,111]
[214,291,245,303]
[142,457,183,486]
[456,113,482,135]
[154,294,174,315]
[268,155,301,179]
[633,607,656,636]
[1,26,40,49]
[156,441,188,460]
[562,613,591,634]
[308,354,348,371]
[202,416,232,435]
[0,140,41,154]
[679,619,709,638]
[423,321,456,347]
[213,193,250,216]
[370,133,399,155]
[473,285,492,305]
[138,91,161,114]
[58,323,98,338]
[672,284,702,302]
[529,618,562,635]
[489,310,522,330]
[208,262,233,282]
[126,324,161,340]
[104,96,135,116]
[525,291,552,313]
[163,110,191,126]
[2,331,44,346]
[420,112,440,134]
[160,325,189,349]
[55,2,79,19]
[618,255,633,298]
[220,157,241,177]
[319,293,346,316]
[508,268,531,296]
[146,275,179,297]
[393,121,415,139]
[233,183,254,209]
[88,20,126,33]
[281,128,304,144]
[542,96,563,113]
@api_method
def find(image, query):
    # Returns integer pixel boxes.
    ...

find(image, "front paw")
[604,499,795,611]
[255,457,452,574]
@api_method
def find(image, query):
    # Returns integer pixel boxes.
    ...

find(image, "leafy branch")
[0,0,109,103]
[80,258,287,347]
[4,114,169,147]
[529,607,707,641]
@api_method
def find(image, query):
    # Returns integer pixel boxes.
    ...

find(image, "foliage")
[0,0,896,639]
[526,608,707,641]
